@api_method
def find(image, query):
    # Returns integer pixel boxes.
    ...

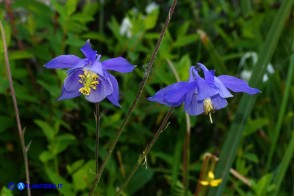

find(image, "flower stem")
[95,103,100,174]
[89,1,178,195]
[0,21,31,196]
[183,113,191,196]
[115,107,174,195]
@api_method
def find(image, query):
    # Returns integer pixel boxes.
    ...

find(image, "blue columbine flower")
[45,40,135,106]
[148,63,260,123]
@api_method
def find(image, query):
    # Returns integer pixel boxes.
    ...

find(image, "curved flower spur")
[148,63,261,123]
[45,40,135,106]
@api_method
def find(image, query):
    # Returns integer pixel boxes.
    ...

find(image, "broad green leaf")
[46,167,74,195]
[73,160,95,190]
[39,151,55,162]
[66,0,78,16]
[34,120,55,141]
[52,134,76,155]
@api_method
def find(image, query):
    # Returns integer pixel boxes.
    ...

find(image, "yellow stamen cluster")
[203,98,214,123]
[78,70,99,96]
[199,171,222,187]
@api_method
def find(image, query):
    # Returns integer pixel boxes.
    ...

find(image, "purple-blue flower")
[45,40,135,106]
[148,63,261,123]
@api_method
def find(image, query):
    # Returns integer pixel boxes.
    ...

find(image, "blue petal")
[84,74,113,103]
[105,72,121,107]
[57,87,81,101]
[80,40,97,63]
[66,59,89,74]
[188,66,197,82]
[214,77,233,98]
[195,75,219,100]
[184,92,204,116]
[218,75,261,95]
[88,61,104,77]
[45,55,81,69]
[102,57,135,73]
[211,94,228,110]
[148,82,193,107]
[64,69,83,92]
[164,81,197,105]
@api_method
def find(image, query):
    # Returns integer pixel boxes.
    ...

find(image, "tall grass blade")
[266,36,294,170]
[272,131,294,196]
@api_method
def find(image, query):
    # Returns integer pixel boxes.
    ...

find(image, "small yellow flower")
[199,171,222,187]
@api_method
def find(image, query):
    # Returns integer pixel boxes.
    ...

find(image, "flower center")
[203,98,214,123]
[78,70,99,96]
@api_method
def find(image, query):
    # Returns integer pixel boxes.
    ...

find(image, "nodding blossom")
[148,63,260,123]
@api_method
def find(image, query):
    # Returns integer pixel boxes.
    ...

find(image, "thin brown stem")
[95,103,100,174]
[115,107,174,195]
[89,1,178,195]
[0,21,31,196]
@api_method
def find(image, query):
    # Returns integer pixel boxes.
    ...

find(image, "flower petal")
[218,75,261,95]
[148,82,193,107]
[211,94,228,110]
[214,77,233,98]
[102,57,135,73]
[184,92,204,116]
[195,75,219,100]
[45,55,81,69]
[64,69,83,92]
[164,81,197,105]
[57,87,81,101]
[89,61,104,77]
[105,72,121,107]
[84,74,113,103]
[80,40,97,63]
[66,59,89,74]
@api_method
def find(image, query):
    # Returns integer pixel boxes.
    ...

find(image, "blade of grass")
[207,0,294,195]
[266,36,294,170]
[272,131,294,196]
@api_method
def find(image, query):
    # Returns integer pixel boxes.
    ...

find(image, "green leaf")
[73,160,95,190]
[34,120,55,141]
[127,167,154,195]
[45,167,74,195]
[39,151,55,162]
[52,134,76,155]
[9,51,34,60]
[66,0,78,16]
[173,34,198,48]
[175,55,191,80]
[144,9,159,30]
[243,118,268,137]
[66,159,85,174]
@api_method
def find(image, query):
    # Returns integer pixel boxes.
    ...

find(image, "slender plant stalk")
[0,21,31,196]
[115,107,174,195]
[89,1,178,194]
[95,103,100,174]
[183,113,191,196]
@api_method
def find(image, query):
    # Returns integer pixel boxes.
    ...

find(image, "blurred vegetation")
[0,0,293,195]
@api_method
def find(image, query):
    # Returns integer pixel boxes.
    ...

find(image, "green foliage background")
[0,0,293,195]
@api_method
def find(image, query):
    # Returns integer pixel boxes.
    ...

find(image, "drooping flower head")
[148,63,260,123]
[45,40,135,106]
